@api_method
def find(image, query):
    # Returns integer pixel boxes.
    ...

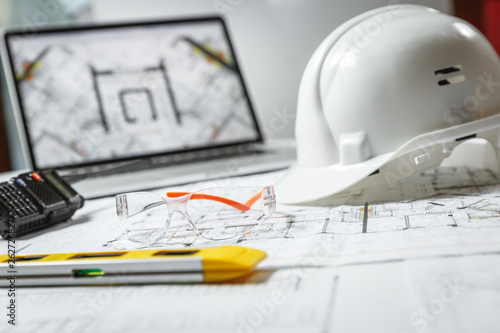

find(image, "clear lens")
[115,186,275,245]
[184,186,272,240]
[116,192,169,244]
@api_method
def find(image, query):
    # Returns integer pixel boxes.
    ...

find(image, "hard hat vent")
[434,65,462,76]
[435,65,465,86]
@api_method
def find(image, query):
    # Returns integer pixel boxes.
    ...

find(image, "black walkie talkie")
[0,170,84,239]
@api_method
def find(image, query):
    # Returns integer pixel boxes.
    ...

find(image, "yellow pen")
[0,245,267,286]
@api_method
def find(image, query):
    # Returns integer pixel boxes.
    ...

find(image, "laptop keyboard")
[57,145,264,181]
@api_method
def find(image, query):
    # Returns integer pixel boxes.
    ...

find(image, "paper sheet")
[329,253,500,333]
[2,166,500,332]
[0,267,338,333]
[3,167,500,268]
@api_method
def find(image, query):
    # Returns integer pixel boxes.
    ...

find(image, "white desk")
[1,168,499,333]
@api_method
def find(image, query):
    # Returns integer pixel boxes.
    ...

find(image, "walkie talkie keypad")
[0,183,40,218]
[0,170,84,239]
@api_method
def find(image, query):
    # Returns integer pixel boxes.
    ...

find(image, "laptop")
[0,17,295,198]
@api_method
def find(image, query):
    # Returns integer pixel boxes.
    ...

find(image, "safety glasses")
[116,186,276,244]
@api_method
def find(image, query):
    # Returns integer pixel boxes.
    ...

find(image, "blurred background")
[0,0,496,172]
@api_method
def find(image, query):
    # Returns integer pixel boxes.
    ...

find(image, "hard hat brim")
[275,153,392,205]
[276,113,500,205]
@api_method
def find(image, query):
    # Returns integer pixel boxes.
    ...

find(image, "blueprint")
[3,166,500,268]
[1,166,500,332]
[106,166,500,264]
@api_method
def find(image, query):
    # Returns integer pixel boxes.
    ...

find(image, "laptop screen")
[3,17,262,170]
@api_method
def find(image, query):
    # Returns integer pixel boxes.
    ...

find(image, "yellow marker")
[0,246,267,286]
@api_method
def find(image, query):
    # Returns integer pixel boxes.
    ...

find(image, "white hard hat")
[276,4,500,205]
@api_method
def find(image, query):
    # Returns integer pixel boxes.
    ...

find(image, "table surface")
[0,167,499,333]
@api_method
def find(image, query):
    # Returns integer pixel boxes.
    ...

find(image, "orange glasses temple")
[166,191,263,212]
